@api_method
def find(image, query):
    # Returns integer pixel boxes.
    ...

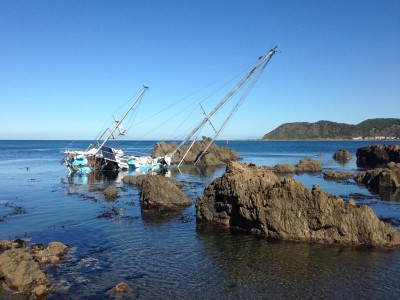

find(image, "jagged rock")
[323,170,355,180]
[124,175,190,209]
[103,186,118,200]
[354,162,400,189]
[0,249,50,295]
[333,149,352,162]
[295,158,322,173]
[356,144,400,167]
[196,162,400,247]
[152,136,240,166]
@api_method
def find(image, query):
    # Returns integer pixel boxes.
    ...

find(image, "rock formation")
[356,144,400,167]
[323,171,355,180]
[332,149,352,162]
[274,158,322,174]
[354,162,400,189]
[0,241,69,297]
[123,175,191,209]
[196,162,400,247]
[0,249,50,295]
[152,136,239,166]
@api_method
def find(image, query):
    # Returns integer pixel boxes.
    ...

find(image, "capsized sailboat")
[61,86,171,174]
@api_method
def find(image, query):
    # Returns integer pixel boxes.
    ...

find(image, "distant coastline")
[262,118,400,141]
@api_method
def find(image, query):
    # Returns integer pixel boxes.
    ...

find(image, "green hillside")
[262,118,400,140]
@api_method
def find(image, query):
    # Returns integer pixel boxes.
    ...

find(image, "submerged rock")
[356,144,400,167]
[0,249,50,295]
[112,282,131,293]
[196,162,400,247]
[124,175,191,210]
[333,149,352,162]
[152,136,239,166]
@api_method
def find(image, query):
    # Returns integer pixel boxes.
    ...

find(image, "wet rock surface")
[124,175,191,210]
[333,149,352,162]
[152,136,240,166]
[356,144,400,167]
[196,162,400,247]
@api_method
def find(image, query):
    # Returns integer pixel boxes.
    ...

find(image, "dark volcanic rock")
[354,162,400,189]
[124,175,191,210]
[333,149,352,162]
[152,136,240,166]
[356,144,400,167]
[196,162,400,247]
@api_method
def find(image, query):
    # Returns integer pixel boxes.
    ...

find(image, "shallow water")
[0,140,400,299]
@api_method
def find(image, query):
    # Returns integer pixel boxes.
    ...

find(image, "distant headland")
[262,118,400,141]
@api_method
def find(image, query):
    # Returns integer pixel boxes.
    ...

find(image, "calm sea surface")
[0,140,400,299]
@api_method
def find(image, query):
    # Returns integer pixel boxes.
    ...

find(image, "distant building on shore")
[352,136,398,140]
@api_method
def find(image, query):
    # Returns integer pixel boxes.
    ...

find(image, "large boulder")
[196,162,400,247]
[356,144,400,167]
[0,249,50,295]
[354,162,400,189]
[124,175,191,209]
[333,149,352,162]
[152,136,240,166]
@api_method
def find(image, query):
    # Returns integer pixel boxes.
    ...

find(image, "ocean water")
[0,140,400,299]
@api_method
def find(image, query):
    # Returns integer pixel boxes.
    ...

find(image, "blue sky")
[0,0,399,140]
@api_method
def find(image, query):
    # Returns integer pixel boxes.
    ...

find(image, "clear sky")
[0,0,399,140]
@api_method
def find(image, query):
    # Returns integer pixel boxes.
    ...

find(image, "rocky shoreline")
[0,240,69,298]
[2,143,400,297]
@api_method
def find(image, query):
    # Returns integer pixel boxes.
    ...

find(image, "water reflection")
[196,224,400,298]
[365,186,400,201]
[141,208,182,223]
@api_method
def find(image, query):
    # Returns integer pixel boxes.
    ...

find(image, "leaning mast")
[169,46,277,159]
